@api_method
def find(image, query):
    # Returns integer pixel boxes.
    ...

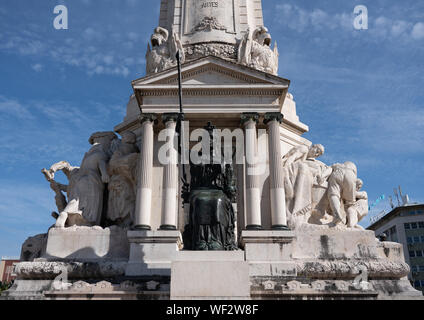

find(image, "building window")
[410,251,416,257]
[421,236,424,243]
[414,236,420,243]
[419,222,424,229]
[420,266,424,272]
[415,280,421,288]
[405,223,411,230]
[417,250,423,257]
[412,266,418,272]
[421,280,424,287]
[411,223,418,229]
[407,237,413,244]
[417,210,424,215]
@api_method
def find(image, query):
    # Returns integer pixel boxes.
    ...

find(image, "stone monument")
[2,0,422,300]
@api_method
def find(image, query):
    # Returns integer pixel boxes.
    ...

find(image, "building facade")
[368,204,424,292]
[0,258,20,284]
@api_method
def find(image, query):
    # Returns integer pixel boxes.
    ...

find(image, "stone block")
[171,251,250,300]
[241,230,295,262]
[44,226,129,261]
[249,262,297,277]
[292,225,379,260]
[125,230,182,277]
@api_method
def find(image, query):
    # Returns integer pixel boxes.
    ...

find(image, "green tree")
[0,281,12,293]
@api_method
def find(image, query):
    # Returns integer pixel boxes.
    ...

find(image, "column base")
[246,225,263,231]
[132,225,151,231]
[159,225,177,231]
[272,225,291,231]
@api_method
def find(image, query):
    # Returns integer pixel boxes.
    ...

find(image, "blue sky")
[0,0,423,257]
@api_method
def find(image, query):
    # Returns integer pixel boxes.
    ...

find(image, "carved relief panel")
[182,0,240,44]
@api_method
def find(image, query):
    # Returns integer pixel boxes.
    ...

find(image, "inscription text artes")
[185,0,235,35]
[201,2,219,9]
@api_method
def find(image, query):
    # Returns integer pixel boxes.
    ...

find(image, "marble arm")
[49,161,77,180]
[356,191,368,200]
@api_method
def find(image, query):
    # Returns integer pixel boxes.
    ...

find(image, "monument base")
[2,225,423,300]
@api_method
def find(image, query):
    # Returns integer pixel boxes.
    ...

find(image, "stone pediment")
[132,56,290,87]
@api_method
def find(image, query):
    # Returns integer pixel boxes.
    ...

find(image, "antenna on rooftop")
[398,186,410,206]
[389,196,395,209]
[393,188,401,207]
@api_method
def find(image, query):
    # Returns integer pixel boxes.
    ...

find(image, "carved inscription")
[185,0,235,34]
[201,2,218,9]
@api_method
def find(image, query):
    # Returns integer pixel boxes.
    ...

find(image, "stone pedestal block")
[241,230,296,278]
[44,226,129,261]
[125,230,182,277]
[292,225,379,260]
[170,251,250,300]
[241,230,295,261]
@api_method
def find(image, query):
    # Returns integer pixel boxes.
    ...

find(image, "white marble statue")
[106,131,139,227]
[327,161,358,226]
[346,179,369,229]
[42,132,118,228]
[283,144,331,227]
[146,27,185,74]
[282,144,368,230]
[238,27,279,75]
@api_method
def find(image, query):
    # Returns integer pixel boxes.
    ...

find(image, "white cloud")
[412,22,424,39]
[31,63,43,72]
[0,22,145,78]
[274,4,354,32]
[0,95,34,120]
[273,4,422,42]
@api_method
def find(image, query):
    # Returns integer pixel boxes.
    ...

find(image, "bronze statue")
[182,123,238,251]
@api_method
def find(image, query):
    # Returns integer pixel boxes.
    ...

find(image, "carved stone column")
[264,112,289,230]
[160,113,179,230]
[134,114,157,230]
[241,113,262,230]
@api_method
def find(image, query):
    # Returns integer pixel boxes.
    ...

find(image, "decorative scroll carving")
[192,16,227,33]
[185,43,237,61]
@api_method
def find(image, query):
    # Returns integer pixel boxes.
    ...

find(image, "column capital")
[264,112,284,125]
[139,113,158,124]
[162,113,180,124]
[241,112,260,126]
